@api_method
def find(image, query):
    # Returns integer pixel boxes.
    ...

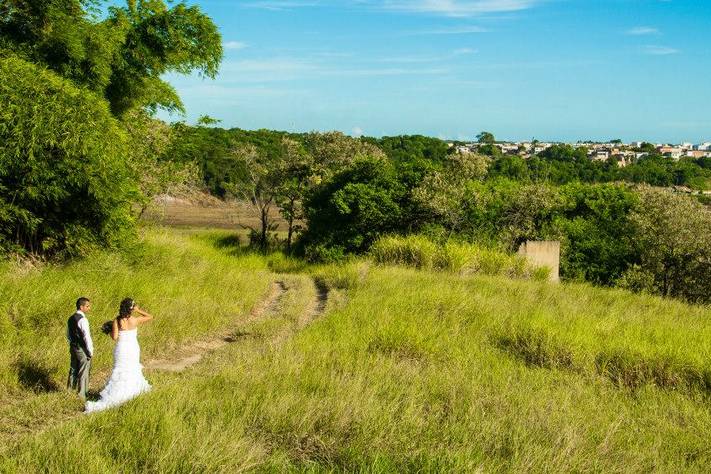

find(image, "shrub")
[0,55,137,257]
[595,349,711,392]
[312,264,362,291]
[299,157,405,256]
[304,244,346,264]
[623,187,711,303]
[370,235,542,279]
[554,183,639,285]
[495,328,577,370]
[370,235,438,269]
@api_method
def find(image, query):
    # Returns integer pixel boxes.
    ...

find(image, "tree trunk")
[260,206,268,253]
[286,197,296,254]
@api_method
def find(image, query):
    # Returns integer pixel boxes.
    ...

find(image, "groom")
[67,297,94,399]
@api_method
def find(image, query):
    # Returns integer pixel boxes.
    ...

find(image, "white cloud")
[224,41,248,50]
[642,45,680,55]
[453,47,476,55]
[244,0,539,16]
[242,1,319,11]
[626,26,659,36]
[409,25,489,35]
[376,48,477,64]
[381,0,538,16]
[218,57,449,82]
[352,126,364,137]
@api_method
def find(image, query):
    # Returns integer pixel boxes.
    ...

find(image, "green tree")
[227,143,282,252]
[1,0,223,117]
[476,131,495,145]
[0,55,136,256]
[122,111,200,217]
[302,131,386,178]
[554,183,639,284]
[413,153,489,239]
[488,155,530,181]
[300,157,405,259]
[620,187,711,303]
[274,138,315,254]
[635,142,657,153]
[105,0,222,116]
[476,131,500,157]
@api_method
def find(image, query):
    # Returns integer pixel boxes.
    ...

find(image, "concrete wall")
[518,241,560,283]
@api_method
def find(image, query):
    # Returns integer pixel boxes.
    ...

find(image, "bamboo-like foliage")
[0,55,136,256]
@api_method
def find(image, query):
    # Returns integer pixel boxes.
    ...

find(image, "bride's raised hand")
[133,305,154,324]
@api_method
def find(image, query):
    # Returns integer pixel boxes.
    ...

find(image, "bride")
[85,298,154,413]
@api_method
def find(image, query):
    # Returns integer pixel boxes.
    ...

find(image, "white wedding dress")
[85,328,151,413]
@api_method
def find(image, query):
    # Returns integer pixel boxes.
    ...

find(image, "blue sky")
[153,0,710,143]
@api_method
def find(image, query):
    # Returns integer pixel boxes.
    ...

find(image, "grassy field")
[0,227,276,443]
[2,227,711,472]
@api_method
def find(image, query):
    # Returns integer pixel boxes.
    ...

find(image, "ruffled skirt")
[85,331,151,413]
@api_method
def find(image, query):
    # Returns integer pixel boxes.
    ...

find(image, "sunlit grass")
[3,229,711,472]
[0,227,274,444]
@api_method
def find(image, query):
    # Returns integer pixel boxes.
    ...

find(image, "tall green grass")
[4,243,711,472]
[370,234,550,280]
[0,227,274,442]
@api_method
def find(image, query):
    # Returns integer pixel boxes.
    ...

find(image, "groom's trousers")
[67,347,91,399]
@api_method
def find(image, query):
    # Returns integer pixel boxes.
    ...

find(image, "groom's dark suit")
[67,311,93,399]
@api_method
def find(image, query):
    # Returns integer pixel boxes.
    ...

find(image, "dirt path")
[145,277,329,373]
[145,280,288,372]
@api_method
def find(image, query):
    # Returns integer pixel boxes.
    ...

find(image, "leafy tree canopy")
[0,55,136,256]
[0,0,222,116]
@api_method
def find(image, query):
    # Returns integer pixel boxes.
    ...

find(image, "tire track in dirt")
[269,277,330,346]
[146,280,287,372]
[146,276,331,372]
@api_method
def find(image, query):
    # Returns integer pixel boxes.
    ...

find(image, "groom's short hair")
[76,297,90,310]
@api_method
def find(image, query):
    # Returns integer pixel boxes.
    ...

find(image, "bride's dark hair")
[117,298,135,329]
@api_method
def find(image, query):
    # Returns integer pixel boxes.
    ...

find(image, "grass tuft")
[370,234,543,278]
[494,327,577,370]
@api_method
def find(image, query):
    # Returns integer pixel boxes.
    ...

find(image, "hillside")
[2,228,711,472]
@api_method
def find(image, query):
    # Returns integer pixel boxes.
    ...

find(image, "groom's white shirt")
[66,310,94,358]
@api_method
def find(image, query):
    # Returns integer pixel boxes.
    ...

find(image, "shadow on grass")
[493,329,577,371]
[209,231,315,275]
[14,357,60,393]
[223,330,253,343]
[494,328,711,397]
[212,234,247,256]
[595,350,711,393]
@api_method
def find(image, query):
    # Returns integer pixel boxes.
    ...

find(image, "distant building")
[592,150,610,161]
[659,146,683,160]
[686,150,709,159]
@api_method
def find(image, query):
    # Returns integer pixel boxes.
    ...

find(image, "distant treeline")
[488,144,711,190]
[164,125,711,303]
[167,126,711,198]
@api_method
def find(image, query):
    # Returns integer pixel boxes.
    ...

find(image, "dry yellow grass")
[142,195,290,231]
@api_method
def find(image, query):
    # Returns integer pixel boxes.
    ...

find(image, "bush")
[0,55,137,257]
[300,157,405,256]
[370,235,542,279]
[623,187,711,303]
[554,183,639,285]
[304,244,346,264]
[370,235,438,269]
